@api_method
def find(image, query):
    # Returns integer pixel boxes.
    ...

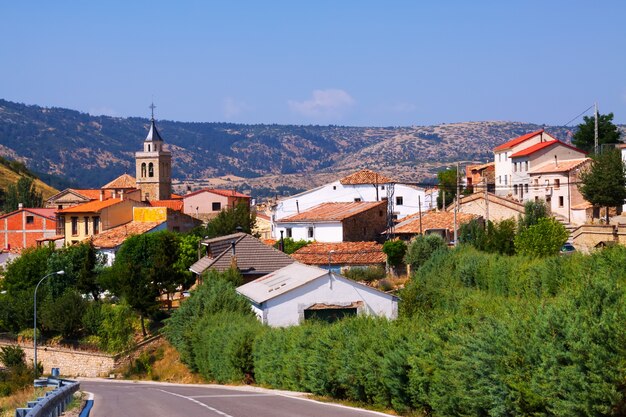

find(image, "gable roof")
[149,199,184,211]
[189,233,294,275]
[510,140,586,158]
[449,192,525,214]
[340,169,392,185]
[184,188,250,199]
[292,241,386,265]
[90,221,165,249]
[392,210,479,235]
[101,174,137,190]
[0,207,57,221]
[529,158,590,174]
[57,197,124,214]
[279,201,386,223]
[493,129,546,152]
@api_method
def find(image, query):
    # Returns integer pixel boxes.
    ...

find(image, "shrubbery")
[342,266,386,282]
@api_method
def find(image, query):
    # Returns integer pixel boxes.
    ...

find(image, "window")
[307,227,314,238]
[525,161,529,171]
[148,144,151,152]
[545,180,550,188]
[554,179,560,189]
[26,216,34,224]
[513,163,517,173]
[286,228,292,238]
[57,205,63,210]
[504,176,508,185]
[524,184,529,193]
[212,202,221,211]
[498,175,501,184]
[93,217,100,235]
[148,162,154,177]
[84,217,89,234]
[333,185,336,190]
[396,196,404,206]
[141,163,146,177]
[514,184,518,195]
[71,217,78,236]
[354,198,362,202]
[381,185,385,190]
[534,179,539,189]
[559,196,564,207]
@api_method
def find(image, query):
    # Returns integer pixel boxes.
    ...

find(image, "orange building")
[0,206,60,251]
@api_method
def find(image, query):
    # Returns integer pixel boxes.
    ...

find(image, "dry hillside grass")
[0,165,58,201]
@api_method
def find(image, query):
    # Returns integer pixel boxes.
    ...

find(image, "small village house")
[182,188,251,222]
[275,201,387,243]
[0,206,60,251]
[236,262,398,327]
[450,192,525,223]
[391,210,480,242]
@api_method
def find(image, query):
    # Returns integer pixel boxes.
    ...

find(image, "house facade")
[274,201,387,243]
[0,207,59,251]
[182,188,251,222]
[451,192,525,222]
[236,262,398,327]
[271,170,437,236]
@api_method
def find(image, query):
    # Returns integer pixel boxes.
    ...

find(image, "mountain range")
[1,99,623,198]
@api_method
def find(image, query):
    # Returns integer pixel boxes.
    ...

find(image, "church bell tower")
[135,103,172,201]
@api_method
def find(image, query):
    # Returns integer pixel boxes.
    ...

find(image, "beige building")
[135,115,172,201]
[449,192,525,223]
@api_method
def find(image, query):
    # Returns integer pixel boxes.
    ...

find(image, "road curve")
[79,379,394,417]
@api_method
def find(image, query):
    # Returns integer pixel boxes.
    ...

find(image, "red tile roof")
[149,199,184,211]
[510,140,586,158]
[70,189,109,200]
[340,169,392,185]
[170,193,184,199]
[393,210,479,234]
[493,129,545,152]
[279,201,386,223]
[57,198,123,214]
[292,241,386,265]
[184,188,250,199]
[101,174,137,189]
[529,158,590,174]
[90,221,164,249]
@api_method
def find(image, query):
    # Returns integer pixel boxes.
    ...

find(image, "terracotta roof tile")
[149,199,184,211]
[393,210,479,234]
[493,129,545,152]
[71,189,109,200]
[89,221,164,248]
[57,198,123,214]
[339,169,392,185]
[292,241,386,265]
[279,201,386,223]
[184,188,250,199]
[529,158,590,174]
[101,174,137,189]
[510,140,586,158]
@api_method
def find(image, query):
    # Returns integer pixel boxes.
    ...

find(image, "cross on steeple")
[149,102,156,121]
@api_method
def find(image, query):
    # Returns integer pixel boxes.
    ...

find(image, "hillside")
[1,99,623,198]
[0,157,59,202]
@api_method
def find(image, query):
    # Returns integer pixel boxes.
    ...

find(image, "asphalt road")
[80,379,394,417]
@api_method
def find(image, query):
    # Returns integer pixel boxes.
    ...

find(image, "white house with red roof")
[271,169,437,239]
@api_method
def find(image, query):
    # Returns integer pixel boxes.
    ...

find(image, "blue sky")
[1,1,625,126]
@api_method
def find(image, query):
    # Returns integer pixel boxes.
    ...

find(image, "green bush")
[342,266,386,282]
[40,290,87,338]
[382,240,407,267]
[0,345,25,368]
[403,234,446,270]
[98,302,135,353]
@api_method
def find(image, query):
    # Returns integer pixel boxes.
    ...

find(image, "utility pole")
[418,195,423,235]
[594,102,599,154]
[484,180,489,223]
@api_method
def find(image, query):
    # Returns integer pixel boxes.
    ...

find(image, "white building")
[271,170,437,238]
[236,262,398,327]
[494,130,558,197]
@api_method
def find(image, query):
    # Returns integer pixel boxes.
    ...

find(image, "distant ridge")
[0,99,623,198]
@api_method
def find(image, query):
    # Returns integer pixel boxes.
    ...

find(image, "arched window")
[148,162,154,177]
[141,163,146,177]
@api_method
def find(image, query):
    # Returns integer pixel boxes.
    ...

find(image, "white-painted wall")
[251,273,397,327]
[273,182,436,224]
[274,221,343,242]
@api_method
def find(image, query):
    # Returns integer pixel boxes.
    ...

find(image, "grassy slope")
[0,164,59,201]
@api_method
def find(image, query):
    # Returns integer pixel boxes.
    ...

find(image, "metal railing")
[15,371,80,417]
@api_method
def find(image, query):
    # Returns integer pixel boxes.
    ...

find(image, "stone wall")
[572,224,626,253]
[0,341,115,378]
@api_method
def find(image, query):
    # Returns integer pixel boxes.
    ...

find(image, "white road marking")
[156,389,234,417]
[275,392,395,416]
[189,394,274,399]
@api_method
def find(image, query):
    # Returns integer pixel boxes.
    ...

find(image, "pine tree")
[578,148,626,223]
[572,112,621,154]
[2,176,43,212]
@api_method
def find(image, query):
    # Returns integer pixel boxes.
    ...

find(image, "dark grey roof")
[145,119,163,142]
[190,233,294,275]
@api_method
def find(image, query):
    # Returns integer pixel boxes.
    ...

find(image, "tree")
[404,234,446,271]
[273,238,310,255]
[437,167,461,209]
[459,219,516,255]
[2,176,43,213]
[514,217,569,257]
[106,231,186,336]
[173,234,202,289]
[204,202,257,238]
[518,199,549,230]
[572,112,621,154]
[383,240,407,268]
[578,148,626,223]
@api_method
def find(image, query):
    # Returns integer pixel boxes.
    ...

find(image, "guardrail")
[15,371,80,417]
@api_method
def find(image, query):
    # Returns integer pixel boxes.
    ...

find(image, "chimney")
[230,241,237,269]
[296,200,300,214]
[279,230,285,252]
[18,203,23,210]
[231,241,236,256]
[554,155,558,167]
[100,190,104,201]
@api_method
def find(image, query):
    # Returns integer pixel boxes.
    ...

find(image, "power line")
[561,104,594,127]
